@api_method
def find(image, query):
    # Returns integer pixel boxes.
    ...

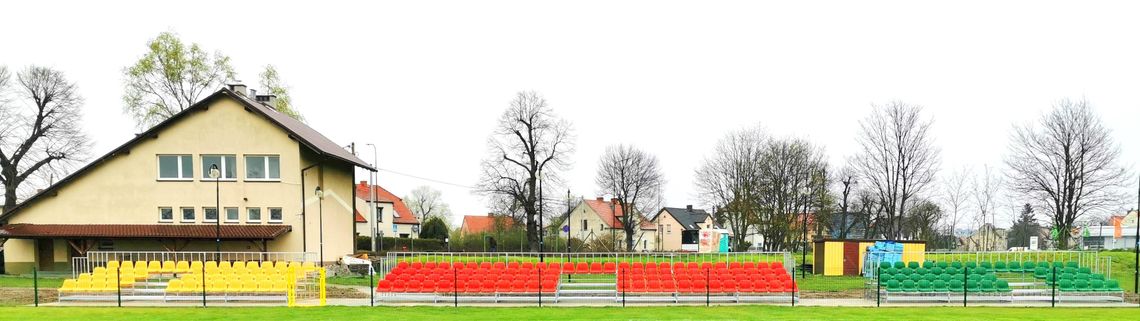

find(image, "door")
[842,242,859,276]
[36,239,54,271]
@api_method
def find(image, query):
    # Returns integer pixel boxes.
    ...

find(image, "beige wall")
[654,211,683,251]
[3,96,357,273]
[559,202,656,251]
[353,198,418,239]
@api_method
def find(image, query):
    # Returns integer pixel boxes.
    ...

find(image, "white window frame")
[268,207,283,223]
[224,207,240,223]
[244,155,281,181]
[247,207,262,223]
[158,207,173,223]
[201,154,237,181]
[157,155,193,181]
[203,207,218,223]
[180,207,196,223]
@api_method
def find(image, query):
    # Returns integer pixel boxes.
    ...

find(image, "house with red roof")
[354,181,420,240]
[558,197,657,251]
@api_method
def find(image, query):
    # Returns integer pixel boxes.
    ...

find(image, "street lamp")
[210,164,221,261]
[315,186,324,266]
[366,143,378,252]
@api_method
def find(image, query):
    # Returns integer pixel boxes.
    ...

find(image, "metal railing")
[380,251,793,279]
[84,251,317,269]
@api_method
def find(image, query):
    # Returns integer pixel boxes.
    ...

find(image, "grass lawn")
[1098,251,1137,294]
[0,306,1136,321]
[326,276,373,287]
[0,275,64,288]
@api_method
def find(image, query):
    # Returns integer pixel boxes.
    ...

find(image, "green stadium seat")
[900,267,913,275]
[901,280,916,292]
[1088,279,1103,292]
[951,262,963,269]
[980,261,992,270]
[980,280,995,292]
[908,262,919,269]
[1103,279,1122,292]
[1052,262,1064,269]
[1058,279,1074,292]
[995,280,1010,292]
[949,279,965,292]
[945,267,959,275]
[938,274,951,283]
[1033,267,1048,279]
[879,262,892,270]
[1063,267,1077,275]
[1021,261,1035,272]
[1007,261,1021,273]
[1078,267,1091,274]
[923,274,937,282]
[1090,274,1105,281]
[965,262,977,269]
[886,279,901,292]
[966,279,981,292]
[931,267,943,275]
[1073,279,1089,292]
[932,280,948,292]
[915,267,928,275]
[894,262,905,269]
[922,261,934,269]
[1065,261,1078,269]
[917,280,932,292]
[994,261,1007,272]
[936,262,948,269]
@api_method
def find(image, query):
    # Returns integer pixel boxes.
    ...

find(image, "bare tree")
[404,185,453,225]
[595,144,664,251]
[757,137,828,251]
[695,127,765,251]
[475,91,574,251]
[971,165,1002,250]
[939,167,972,246]
[903,199,943,242]
[852,101,940,239]
[0,66,91,212]
[835,167,858,239]
[1005,98,1128,249]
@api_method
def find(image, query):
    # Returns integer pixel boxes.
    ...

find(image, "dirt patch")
[0,287,58,306]
[801,290,863,299]
[325,286,369,299]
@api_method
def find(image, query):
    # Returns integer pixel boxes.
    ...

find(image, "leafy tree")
[123,32,235,129]
[419,216,449,240]
[259,65,302,121]
[0,66,91,211]
[1007,203,1041,248]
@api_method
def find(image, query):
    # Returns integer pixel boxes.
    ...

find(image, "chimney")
[228,83,247,95]
[359,181,368,186]
[610,197,620,205]
[256,94,278,108]
[686,205,693,211]
[249,88,257,97]
[596,197,604,201]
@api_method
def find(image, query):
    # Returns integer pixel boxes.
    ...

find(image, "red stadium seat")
[603,262,616,273]
[425,262,437,269]
[411,262,423,269]
[576,262,588,273]
[687,262,699,270]
[729,262,742,269]
[770,262,784,270]
[632,262,644,269]
[590,262,603,274]
[522,262,534,269]
[563,262,575,273]
[507,262,519,269]
[743,262,756,269]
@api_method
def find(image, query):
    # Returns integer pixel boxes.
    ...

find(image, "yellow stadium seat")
[121,261,134,270]
[175,261,190,273]
[148,261,162,273]
[93,267,107,275]
[287,262,301,271]
[59,279,77,293]
[166,279,183,293]
[205,261,218,272]
[134,268,149,280]
[232,261,246,270]
[74,279,91,293]
[243,279,259,293]
[161,261,176,273]
[189,261,203,273]
[218,261,232,270]
[78,274,92,282]
[227,279,244,293]
[302,262,316,274]
[208,279,227,293]
[271,279,288,293]
[106,261,119,270]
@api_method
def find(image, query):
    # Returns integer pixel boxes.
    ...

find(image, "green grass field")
[0,306,1136,321]
[0,275,63,288]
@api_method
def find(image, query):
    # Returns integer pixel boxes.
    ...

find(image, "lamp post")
[315,186,324,266]
[367,143,378,252]
[538,170,544,262]
[210,164,221,261]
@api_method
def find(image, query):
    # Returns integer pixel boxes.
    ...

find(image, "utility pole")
[1133,175,1138,295]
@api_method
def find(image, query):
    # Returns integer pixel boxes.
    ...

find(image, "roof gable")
[658,207,714,231]
[355,182,418,225]
[2,88,371,221]
[582,198,656,230]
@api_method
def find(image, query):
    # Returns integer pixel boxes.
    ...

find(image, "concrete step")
[558,289,617,295]
[560,283,615,288]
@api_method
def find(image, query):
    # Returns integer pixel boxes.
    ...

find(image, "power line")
[375,167,476,189]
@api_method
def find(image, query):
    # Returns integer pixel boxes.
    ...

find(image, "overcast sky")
[3,0,1138,228]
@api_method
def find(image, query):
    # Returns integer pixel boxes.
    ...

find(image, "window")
[201,155,237,180]
[159,207,173,222]
[667,224,672,234]
[600,223,604,230]
[181,207,195,222]
[268,207,283,222]
[225,207,239,222]
[581,220,587,231]
[248,208,262,223]
[158,155,193,180]
[245,155,281,180]
[375,207,383,222]
[203,207,218,222]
